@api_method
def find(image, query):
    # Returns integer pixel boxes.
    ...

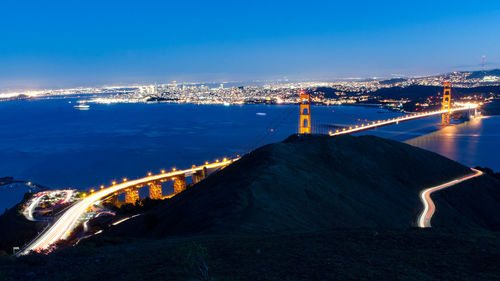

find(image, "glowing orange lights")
[442,82,452,126]
[299,90,311,134]
[149,182,162,200]
[125,188,139,204]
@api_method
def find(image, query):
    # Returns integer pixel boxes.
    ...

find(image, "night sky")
[1,0,500,89]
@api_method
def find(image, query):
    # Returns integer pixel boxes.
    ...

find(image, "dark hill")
[432,175,500,230]
[468,68,500,79]
[378,78,407,85]
[108,134,496,238]
[371,85,500,99]
[482,98,500,115]
[314,85,500,100]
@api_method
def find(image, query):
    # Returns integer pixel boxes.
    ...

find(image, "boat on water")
[74,104,90,110]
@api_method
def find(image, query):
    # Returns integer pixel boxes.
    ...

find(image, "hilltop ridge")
[108,134,498,238]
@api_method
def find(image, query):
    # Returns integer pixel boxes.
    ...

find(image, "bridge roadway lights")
[105,161,232,204]
[148,181,162,200]
[173,175,187,194]
[125,188,140,205]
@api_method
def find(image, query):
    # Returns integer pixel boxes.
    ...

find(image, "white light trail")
[417,168,483,228]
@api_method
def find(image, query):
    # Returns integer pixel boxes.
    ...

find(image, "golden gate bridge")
[17,82,480,255]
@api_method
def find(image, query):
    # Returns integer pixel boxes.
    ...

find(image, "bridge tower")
[299,90,311,134]
[442,82,452,126]
[148,182,162,200]
[125,188,140,204]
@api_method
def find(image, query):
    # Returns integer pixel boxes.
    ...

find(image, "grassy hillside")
[431,175,500,230]
[2,135,499,280]
[108,134,474,238]
[1,229,499,281]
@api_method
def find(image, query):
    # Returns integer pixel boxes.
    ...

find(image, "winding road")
[417,168,483,228]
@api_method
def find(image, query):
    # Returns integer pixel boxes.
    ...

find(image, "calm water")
[0,99,498,209]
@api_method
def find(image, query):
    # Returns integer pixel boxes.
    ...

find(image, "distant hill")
[313,85,500,100]
[482,98,500,115]
[378,78,407,85]
[108,135,499,239]
[372,85,442,99]
[468,69,500,79]
[369,85,500,100]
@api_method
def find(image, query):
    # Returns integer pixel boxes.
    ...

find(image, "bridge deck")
[329,105,478,136]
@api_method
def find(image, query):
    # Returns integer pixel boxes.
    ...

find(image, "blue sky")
[1,0,500,89]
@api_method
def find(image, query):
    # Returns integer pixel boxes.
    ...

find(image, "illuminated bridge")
[327,104,478,136]
[19,158,237,255]
[19,82,482,255]
[298,82,480,136]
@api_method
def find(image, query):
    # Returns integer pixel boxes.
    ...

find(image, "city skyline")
[1,0,500,90]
